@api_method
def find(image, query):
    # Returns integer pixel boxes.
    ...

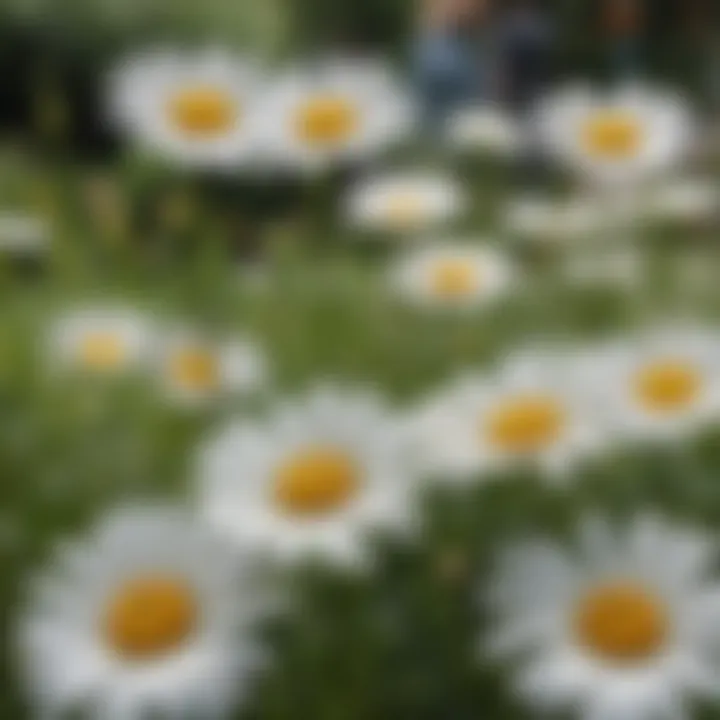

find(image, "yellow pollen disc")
[167,86,239,138]
[169,348,219,392]
[581,111,643,160]
[634,360,702,413]
[274,447,359,516]
[485,395,565,452]
[103,576,198,661]
[79,333,125,371]
[384,193,424,229]
[430,260,480,298]
[294,95,360,147]
[575,583,669,662]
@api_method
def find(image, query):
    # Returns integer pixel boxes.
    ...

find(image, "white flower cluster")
[12,50,719,720]
[108,50,415,174]
[22,304,720,719]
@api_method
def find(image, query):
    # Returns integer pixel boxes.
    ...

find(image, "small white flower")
[578,325,720,442]
[644,178,719,224]
[108,49,264,171]
[408,349,602,481]
[484,514,720,720]
[0,212,50,256]
[346,171,466,236]
[157,328,268,406]
[446,104,522,156]
[16,506,271,719]
[256,58,415,173]
[536,84,693,186]
[503,195,608,246]
[49,305,156,375]
[388,241,517,311]
[197,385,414,566]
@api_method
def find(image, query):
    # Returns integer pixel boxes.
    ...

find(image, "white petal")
[576,515,620,573]
[517,647,595,708]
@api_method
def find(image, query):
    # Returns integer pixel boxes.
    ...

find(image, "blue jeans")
[413,34,481,130]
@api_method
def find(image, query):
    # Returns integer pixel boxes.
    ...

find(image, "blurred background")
[1,0,718,158]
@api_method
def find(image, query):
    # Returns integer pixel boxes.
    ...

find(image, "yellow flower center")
[274,447,360,516]
[103,576,198,661]
[169,348,219,392]
[581,111,643,160]
[384,193,424,229]
[431,260,480,298]
[79,333,126,371]
[575,583,669,662]
[485,395,566,452]
[167,86,239,138]
[634,360,702,413]
[294,95,360,148]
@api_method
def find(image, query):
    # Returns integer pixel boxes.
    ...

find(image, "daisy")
[578,325,720,442]
[536,84,693,186]
[0,212,50,256]
[49,305,155,375]
[408,348,602,481]
[644,178,719,225]
[345,171,466,236]
[388,241,517,311]
[255,58,415,173]
[446,104,522,156]
[108,49,263,171]
[16,506,271,719]
[197,385,414,566]
[503,195,608,247]
[157,327,268,407]
[484,514,720,720]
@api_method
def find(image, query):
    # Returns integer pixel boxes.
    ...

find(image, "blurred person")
[686,0,720,111]
[603,0,645,79]
[495,0,555,116]
[412,0,494,130]
[495,0,555,187]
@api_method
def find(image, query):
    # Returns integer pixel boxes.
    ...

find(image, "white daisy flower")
[16,506,271,719]
[503,195,609,246]
[49,305,156,375]
[256,58,415,172]
[408,349,602,481]
[562,248,644,289]
[388,241,517,311]
[108,49,263,171]
[536,84,693,186]
[345,171,466,236]
[644,178,719,224]
[578,325,720,442]
[197,385,414,566]
[158,328,268,406]
[484,514,720,720]
[446,104,522,156]
[0,212,50,256]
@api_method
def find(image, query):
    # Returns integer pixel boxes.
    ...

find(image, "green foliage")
[286,0,413,52]
[2,0,291,56]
